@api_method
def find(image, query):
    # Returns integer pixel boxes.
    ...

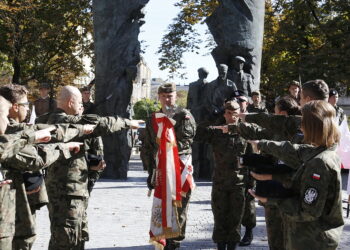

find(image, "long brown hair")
[301,100,340,147]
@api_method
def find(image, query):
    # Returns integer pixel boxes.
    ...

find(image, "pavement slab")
[33,155,350,249]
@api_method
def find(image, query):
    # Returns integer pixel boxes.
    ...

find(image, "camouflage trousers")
[48,195,87,250]
[0,184,16,250]
[12,234,36,250]
[211,185,245,243]
[265,206,285,250]
[241,188,256,230]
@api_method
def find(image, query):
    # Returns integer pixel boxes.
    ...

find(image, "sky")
[139,0,217,85]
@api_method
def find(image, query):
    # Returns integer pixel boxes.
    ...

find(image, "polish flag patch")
[312,173,321,180]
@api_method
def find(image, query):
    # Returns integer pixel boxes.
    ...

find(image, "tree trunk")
[206,0,265,88]
[92,0,148,179]
[12,56,20,84]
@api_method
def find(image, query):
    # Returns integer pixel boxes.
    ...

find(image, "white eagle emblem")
[304,187,318,204]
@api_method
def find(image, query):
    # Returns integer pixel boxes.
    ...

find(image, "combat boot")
[227,242,237,250]
[239,227,253,246]
[165,239,180,250]
[216,242,226,250]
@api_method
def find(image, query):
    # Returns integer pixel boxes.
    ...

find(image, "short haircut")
[0,84,28,104]
[302,79,329,101]
[301,100,339,148]
[80,86,90,92]
[275,96,301,115]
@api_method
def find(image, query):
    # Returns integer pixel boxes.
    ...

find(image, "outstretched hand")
[66,142,84,154]
[35,126,56,143]
[0,179,12,187]
[129,120,145,129]
[210,125,229,133]
[83,124,96,134]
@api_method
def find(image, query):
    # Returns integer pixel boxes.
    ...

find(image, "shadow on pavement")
[190,199,211,205]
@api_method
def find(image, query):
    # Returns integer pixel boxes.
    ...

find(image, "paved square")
[33,156,350,249]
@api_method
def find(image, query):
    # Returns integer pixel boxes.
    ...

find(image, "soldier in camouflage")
[0,84,95,250]
[0,95,84,250]
[141,83,196,250]
[224,96,301,250]
[195,100,250,250]
[43,86,143,250]
[249,101,343,250]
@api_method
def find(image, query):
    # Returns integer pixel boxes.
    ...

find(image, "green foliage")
[0,0,93,85]
[133,98,161,120]
[157,0,218,79]
[159,0,350,96]
[176,90,188,108]
[261,0,350,98]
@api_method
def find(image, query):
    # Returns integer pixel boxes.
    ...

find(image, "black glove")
[147,174,154,190]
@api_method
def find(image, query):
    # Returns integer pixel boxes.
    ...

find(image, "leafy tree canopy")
[158,0,350,96]
[133,98,161,120]
[0,0,93,86]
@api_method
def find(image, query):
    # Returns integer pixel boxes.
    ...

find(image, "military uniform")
[246,104,268,114]
[195,120,249,246]
[44,109,131,250]
[83,101,94,114]
[4,120,88,250]
[0,133,34,249]
[229,121,295,249]
[258,140,344,250]
[0,131,74,250]
[141,106,196,249]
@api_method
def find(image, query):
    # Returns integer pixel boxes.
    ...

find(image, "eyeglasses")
[17,102,30,107]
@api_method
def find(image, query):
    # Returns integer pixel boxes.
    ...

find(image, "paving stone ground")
[33,155,350,249]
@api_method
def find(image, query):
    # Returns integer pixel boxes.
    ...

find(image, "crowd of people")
[140,74,347,250]
[0,74,347,250]
[0,84,143,250]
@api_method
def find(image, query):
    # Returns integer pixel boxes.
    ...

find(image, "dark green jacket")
[140,108,196,174]
[195,121,249,187]
[259,140,344,250]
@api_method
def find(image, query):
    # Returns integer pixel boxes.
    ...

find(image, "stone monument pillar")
[93,0,149,179]
[206,0,265,88]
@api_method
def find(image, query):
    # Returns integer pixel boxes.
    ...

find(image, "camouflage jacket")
[0,132,35,239]
[245,113,302,143]
[195,121,249,187]
[259,141,344,249]
[44,109,130,198]
[0,132,73,238]
[140,108,196,174]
